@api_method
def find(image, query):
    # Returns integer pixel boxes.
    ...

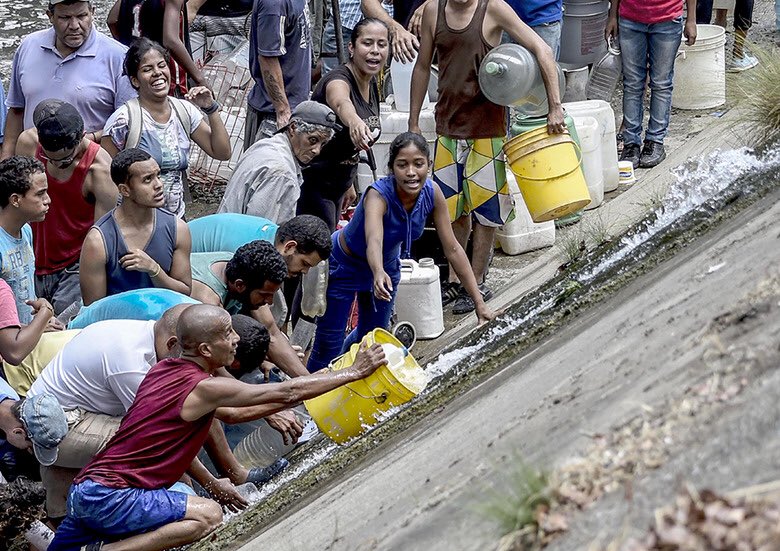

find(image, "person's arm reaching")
[162,0,207,86]
[187,456,248,512]
[326,80,373,151]
[408,0,436,134]
[251,305,309,377]
[361,0,419,62]
[258,56,292,129]
[362,190,392,302]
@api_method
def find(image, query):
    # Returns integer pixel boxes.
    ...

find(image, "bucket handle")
[325,354,390,404]
[676,50,686,60]
[511,139,584,182]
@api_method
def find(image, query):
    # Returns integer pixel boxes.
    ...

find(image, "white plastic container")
[357,102,437,192]
[496,172,556,255]
[394,258,444,339]
[561,100,619,192]
[233,407,310,468]
[389,53,430,112]
[672,25,726,110]
[571,115,604,209]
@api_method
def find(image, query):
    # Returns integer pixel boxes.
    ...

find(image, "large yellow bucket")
[503,127,591,222]
[304,329,423,444]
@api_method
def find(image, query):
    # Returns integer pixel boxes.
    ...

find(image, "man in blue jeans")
[606,0,696,169]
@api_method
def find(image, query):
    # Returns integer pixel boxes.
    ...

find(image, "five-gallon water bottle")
[233,408,311,468]
[585,39,622,102]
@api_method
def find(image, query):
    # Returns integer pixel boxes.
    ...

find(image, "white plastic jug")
[571,115,604,209]
[671,25,726,110]
[390,54,430,112]
[496,172,556,255]
[394,258,444,339]
[561,100,619,192]
[233,407,311,468]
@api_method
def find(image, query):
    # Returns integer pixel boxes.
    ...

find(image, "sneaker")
[727,54,758,72]
[441,281,462,306]
[639,140,666,168]
[451,284,493,315]
[620,142,641,169]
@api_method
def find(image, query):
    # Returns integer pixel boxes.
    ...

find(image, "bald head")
[176,304,233,356]
[157,303,194,337]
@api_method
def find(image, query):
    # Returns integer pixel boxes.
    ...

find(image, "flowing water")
[0,0,113,80]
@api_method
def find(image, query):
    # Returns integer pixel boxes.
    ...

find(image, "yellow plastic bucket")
[503,127,591,222]
[304,329,424,444]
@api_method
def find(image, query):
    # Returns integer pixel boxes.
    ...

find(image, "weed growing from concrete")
[582,212,614,248]
[557,228,587,265]
[732,43,780,148]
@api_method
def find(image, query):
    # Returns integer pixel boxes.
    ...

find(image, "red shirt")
[32,141,100,275]
[620,0,684,24]
[74,358,214,489]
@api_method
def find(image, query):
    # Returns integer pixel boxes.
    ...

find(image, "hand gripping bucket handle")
[506,132,584,181]
[325,354,389,404]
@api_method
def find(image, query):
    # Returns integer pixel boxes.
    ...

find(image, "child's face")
[392,144,430,196]
[18,172,50,223]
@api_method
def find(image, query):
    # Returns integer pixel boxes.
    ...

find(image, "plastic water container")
[478,43,565,116]
[559,0,610,69]
[561,100,619,192]
[357,102,437,192]
[671,25,726,110]
[389,54,430,112]
[571,116,604,209]
[301,259,328,318]
[586,39,622,102]
[394,258,444,339]
[496,172,556,255]
[233,407,311,468]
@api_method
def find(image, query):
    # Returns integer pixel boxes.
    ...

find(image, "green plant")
[478,460,553,534]
[582,212,614,247]
[732,43,780,147]
[557,228,587,265]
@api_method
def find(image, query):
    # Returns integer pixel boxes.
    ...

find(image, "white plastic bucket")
[672,25,726,110]
[496,172,556,255]
[562,100,619,192]
[571,115,604,209]
[559,0,610,69]
[390,53,430,112]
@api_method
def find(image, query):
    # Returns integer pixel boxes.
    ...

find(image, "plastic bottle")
[233,408,311,468]
[585,39,622,102]
[389,53,430,112]
[301,260,329,318]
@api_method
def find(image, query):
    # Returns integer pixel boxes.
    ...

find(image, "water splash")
[577,145,780,283]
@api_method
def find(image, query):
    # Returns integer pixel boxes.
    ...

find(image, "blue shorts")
[49,479,189,550]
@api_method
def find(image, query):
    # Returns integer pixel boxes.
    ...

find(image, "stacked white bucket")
[394,258,444,339]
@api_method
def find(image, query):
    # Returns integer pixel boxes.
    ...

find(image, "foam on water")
[578,146,780,282]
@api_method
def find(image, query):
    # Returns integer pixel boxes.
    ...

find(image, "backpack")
[125,97,193,150]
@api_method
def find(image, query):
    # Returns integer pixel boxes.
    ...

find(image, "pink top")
[0,279,21,330]
[74,358,214,489]
[620,0,684,24]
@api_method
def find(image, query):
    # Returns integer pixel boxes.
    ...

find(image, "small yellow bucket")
[503,127,591,222]
[304,329,423,444]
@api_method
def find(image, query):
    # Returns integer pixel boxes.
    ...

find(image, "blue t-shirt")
[506,0,562,27]
[188,213,278,253]
[248,0,312,114]
[0,225,36,324]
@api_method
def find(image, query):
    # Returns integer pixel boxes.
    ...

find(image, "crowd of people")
[0,0,769,546]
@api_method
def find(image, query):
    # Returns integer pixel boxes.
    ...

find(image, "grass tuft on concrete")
[478,460,552,534]
[733,43,780,148]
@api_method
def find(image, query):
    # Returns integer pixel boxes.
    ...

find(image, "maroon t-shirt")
[74,358,214,489]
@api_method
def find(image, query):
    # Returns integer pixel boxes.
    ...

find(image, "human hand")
[604,15,618,41]
[373,271,393,302]
[185,86,215,109]
[350,341,386,379]
[349,120,374,151]
[407,1,428,37]
[291,344,305,361]
[120,249,161,275]
[341,186,357,213]
[276,108,292,131]
[206,478,248,512]
[546,105,566,135]
[684,19,697,46]
[390,24,419,63]
[476,305,502,325]
[266,410,304,446]
[408,121,421,135]
[27,298,54,319]
[45,317,65,332]
[259,360,276,383]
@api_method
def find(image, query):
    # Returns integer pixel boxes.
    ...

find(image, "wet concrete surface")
[234,166,780,549]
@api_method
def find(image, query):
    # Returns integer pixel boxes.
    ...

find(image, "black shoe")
[441,281,462,306]
[639,140,666,168]
[451,284,493,315]
[620,142,641,169]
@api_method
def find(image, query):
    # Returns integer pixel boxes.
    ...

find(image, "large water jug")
[561,100,619,192]
[478,44,565,117]
[301,259,328,318]
[394,258,444,339]
[585,39,622,102]
[571,115,605,209]
[233,407,311,468]
[389,53,430,112]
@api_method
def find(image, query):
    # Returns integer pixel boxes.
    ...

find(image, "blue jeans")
[502,20,562,61]
[320,18,353,74]
[618,17,683,146]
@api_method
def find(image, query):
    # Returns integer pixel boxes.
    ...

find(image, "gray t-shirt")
[248,0,312,114]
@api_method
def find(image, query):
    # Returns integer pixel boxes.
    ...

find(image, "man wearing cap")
[219,101,338,224]
[16,100,118,315]
[1,0,136,159]
[244,0,312,147]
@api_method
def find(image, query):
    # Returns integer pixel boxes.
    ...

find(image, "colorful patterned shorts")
[432,136,515,227]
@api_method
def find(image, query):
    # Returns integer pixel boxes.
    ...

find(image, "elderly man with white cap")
[218,101,341,225]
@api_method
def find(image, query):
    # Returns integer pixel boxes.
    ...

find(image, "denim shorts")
[48,479,189,550]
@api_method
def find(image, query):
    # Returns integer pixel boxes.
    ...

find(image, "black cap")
[289,101,342,132]
[33,99,84,152]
